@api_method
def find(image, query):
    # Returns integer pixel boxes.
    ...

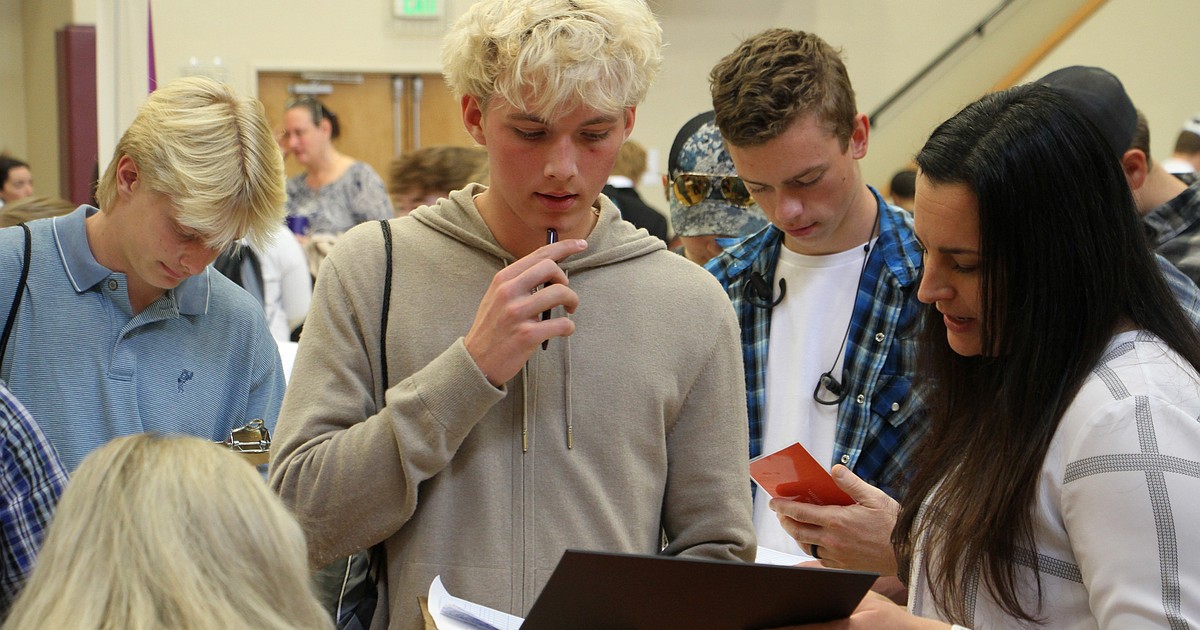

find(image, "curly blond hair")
[442,0,663,121]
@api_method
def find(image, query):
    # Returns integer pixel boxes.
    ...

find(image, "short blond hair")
[95,76,286,251]
[611,139,648,181]
[4,434,331,630]
[442,0,663,121]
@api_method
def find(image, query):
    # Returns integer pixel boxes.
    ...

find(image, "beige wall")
[1,0,74,194]
[16,0,74,200]
[1022,0,1200,162]
[8,0,1200,205]
[4,0,96,198]
[135,0,1094,211]
[0,0,27,159]
[851,0,1101,191]
[643,0,1065,213]
[148,0,452,92]
[103,0,1013,216]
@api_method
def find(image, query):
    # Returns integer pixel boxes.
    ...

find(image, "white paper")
[428,575,524,630]
[755,545,814,565]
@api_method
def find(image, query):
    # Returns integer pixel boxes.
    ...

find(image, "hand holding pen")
[463,234,586,387]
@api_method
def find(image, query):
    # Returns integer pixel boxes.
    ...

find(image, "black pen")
[541,228,557,350]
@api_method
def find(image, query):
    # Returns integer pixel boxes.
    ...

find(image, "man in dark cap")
[1038,65,1200,291]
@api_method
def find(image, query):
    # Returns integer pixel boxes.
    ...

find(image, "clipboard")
[520,549,877,629]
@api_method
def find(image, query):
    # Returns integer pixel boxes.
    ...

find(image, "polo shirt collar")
[52,205,211,315]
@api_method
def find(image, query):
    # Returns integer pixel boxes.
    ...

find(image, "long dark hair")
[895,83,1200,623]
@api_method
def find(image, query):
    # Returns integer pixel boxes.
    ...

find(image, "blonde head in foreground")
[4,433,331,630]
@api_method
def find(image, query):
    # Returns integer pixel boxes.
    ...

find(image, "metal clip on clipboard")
[222,418,271,466]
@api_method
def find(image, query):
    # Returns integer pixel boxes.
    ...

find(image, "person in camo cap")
[666,111,768,264]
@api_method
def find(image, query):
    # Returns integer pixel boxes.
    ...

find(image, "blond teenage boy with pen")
[269,2,756,628]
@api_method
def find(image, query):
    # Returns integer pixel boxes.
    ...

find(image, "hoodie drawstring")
[521,362,529,452]
[563,327,573,449]
[522,270,574,452]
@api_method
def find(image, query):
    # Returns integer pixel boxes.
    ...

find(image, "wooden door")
[256,71,475,184]
[408,75,475,148]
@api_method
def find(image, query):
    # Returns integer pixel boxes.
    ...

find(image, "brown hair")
[285,95,340,139]
[0,195,77,227]
[388,145,487,196]
[709,28,857,149]
[1175,130,1200,155]
[1131,110,1153,168]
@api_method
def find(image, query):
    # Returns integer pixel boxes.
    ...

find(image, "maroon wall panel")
[56,25,98,206]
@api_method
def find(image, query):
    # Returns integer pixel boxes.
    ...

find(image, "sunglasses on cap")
[668,172,754,208]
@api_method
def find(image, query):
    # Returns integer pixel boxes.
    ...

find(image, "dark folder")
[520,549,878,629]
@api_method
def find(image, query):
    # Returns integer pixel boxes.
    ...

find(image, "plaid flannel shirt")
[706,187,925,498]
[1156,253,1200,324]
[1145,179,1200,288]
[0,383,67,616]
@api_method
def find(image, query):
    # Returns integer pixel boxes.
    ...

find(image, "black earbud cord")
[743,206,880,406]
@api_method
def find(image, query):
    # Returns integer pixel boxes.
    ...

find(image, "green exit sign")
[394,0,442,19]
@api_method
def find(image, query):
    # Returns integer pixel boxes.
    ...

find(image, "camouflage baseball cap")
[668,111,768,238]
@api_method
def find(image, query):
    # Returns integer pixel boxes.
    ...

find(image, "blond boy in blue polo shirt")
[0,77,286,471]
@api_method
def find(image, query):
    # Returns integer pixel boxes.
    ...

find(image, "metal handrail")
[869,0,1018,127]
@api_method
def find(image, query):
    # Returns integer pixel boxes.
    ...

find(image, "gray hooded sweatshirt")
[270,185,755,629]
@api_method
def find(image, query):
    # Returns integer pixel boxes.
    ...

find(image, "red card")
[749,442,854,506]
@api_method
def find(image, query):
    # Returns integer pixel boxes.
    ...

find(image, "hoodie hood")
[408,183,667,453]
[408,184,665,268]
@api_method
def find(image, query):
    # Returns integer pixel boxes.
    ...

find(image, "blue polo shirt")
[0,206,284,471]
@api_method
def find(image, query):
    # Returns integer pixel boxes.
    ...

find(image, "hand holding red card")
[750,442,855,506]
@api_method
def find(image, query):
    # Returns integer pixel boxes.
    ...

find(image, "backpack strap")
[369,221,392,599]
[0,224,32,369]
[240,248,266,306]
[212,246,266,306]
[379,219,393,389]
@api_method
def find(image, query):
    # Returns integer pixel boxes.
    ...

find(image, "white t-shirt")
[251,224,312,344]
[1161,156,1196,176]
[753,240,872,554]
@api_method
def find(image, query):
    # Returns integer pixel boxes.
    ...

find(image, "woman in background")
[0,155,34,207]
[4,433,331,630]
[804,83,1200,628]
[281,96,393,236]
